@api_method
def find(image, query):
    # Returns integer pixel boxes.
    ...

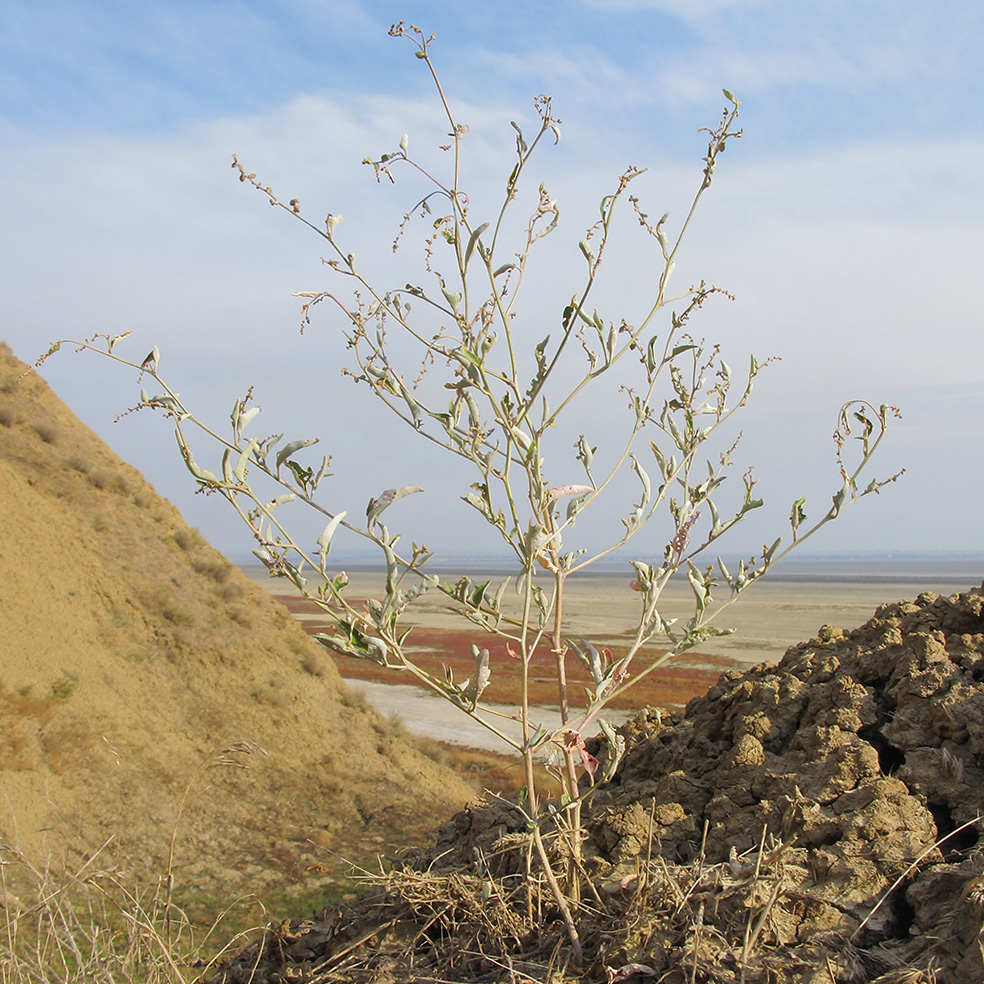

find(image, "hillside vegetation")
[0,342,472,918]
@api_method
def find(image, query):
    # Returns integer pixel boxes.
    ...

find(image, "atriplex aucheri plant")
[40,23,901,961]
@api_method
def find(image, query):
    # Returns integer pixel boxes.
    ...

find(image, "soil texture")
[210,585,984,982]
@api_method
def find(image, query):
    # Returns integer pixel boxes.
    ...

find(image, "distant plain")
[244,560,980,750]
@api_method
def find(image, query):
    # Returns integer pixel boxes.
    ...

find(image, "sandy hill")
[0,343,472,915]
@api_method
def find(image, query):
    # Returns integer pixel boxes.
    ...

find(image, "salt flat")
[242,564,978,750]
[242,564,977,664]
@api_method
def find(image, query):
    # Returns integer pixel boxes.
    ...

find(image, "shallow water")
[345,678,634,752]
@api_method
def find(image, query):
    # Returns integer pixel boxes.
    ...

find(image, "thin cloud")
[581,0,766,14]
[3,2,982,558]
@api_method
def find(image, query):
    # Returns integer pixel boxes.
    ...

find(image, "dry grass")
[202,818,948,984]
[0,842,265,984]
[195,833,804,983]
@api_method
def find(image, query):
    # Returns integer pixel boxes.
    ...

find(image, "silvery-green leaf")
[276,437,319,471]
[462,491,492,522]
[658,261,675,295]
[492,577,511,611]
[570,640,604,687]
[524,725,550,752]
[312,456,332,490]
[565,494,589,523]
[107,331,131,353]
[655,213,670,255]
[175,431,219,484]
[233,441,256,482]
[283,560,307,593]
[239,407,261,433]
[663,410,684,448]
[629,454,651,507]
[687,561,708,616]
[599,720,626,784]
[366,485,424,526]
[717,556,732,582]
[316,511,347,572]
[147,393,183,416]
[457,645,490,710]
[263,493,295,513]
[790,496,807,534]
[464,222,489,272]
[509,426,532,452]
[510,121,527,154]
[516,570,527,598]
[708,497,723,537]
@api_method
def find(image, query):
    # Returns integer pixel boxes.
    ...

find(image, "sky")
[2,0,983,569]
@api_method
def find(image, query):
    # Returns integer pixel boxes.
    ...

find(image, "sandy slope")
[0,344,472,913]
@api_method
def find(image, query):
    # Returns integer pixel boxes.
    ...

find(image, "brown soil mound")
[210,585,984,982]
[0,343,472,915]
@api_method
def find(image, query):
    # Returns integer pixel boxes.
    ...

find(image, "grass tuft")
[0,842,265,984]
[31,421,58,444]
[88,468,130,495]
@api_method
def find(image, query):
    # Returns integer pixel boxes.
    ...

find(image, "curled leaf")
[262,493,296,513]
[544,484,594,506]
[455,645,490,710]
[175,431,218,484]
[316,511,347,572]
[464,222,489,272]
[367,485,424,526]
[107,331,131,353]
[276,437,319,471]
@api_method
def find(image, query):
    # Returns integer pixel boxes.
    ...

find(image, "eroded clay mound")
[584,585,984,980]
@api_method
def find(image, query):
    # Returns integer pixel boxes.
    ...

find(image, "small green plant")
[40,23,900,962]
[50,672,78,701]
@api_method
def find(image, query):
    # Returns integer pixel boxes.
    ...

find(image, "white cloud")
[3,59,983,558]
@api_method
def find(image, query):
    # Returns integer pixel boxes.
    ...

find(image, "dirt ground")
[209,584,984,983]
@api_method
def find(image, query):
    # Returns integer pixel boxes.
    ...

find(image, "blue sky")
[2,1,983,566]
